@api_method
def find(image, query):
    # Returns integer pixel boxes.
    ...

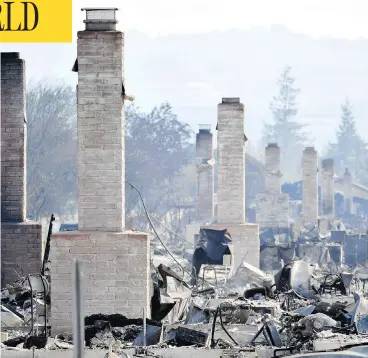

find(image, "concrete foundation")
[1,52,43,285]
[201,223,259,270]
[321,159,334,218]
[50,230,150,334]
[255,193,289,228]
[302,147,318,221]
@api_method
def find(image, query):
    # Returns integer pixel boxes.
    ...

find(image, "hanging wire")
[126,180,196,280]
[148,213,195,248]
[126,179,212,287]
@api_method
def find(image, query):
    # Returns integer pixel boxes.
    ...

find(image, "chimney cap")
[198,124,212,131]
[221,97,240,104]
[322,158,334,168]
[304,146,316,152]
[81,7,118,10]
[81,8,118,31]
[267,143,279,148]
[1,52,20,59]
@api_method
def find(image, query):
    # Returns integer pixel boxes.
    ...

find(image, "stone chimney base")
[50,230,150,334]
[1,222,43,285]
[255,193,289,228]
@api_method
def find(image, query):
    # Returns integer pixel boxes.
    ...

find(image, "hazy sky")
[2,0,367,154]
[73,0,368,38]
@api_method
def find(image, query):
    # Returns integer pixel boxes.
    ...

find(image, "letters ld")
[0,1,39,31]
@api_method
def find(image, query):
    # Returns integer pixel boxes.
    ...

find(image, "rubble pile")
[2,229,368,357]
[2,277,49,321]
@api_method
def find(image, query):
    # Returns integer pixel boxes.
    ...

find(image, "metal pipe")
[72,259,84,358]
[28,276,34,336]
[41,276,48,336]
[143,308,147,347]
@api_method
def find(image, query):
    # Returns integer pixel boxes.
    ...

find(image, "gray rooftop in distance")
[267,143,279,148]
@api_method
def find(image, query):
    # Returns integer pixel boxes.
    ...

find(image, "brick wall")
[1,53,26,222]
[256,193,289,228]
[1,223,42,285]
[1,53,43,285]
[77,31,125,231]
[321,159,334,217]
[50,231,150,334]
[196,164,214,223]
[217,98,246,224]
[196,130,212,161]
[302,147,318,221]
[265,144,281,194]
[196,129,214,222]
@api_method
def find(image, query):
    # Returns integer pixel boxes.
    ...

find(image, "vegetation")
[327,98,368,184]
[262,65,310,181]
[26,82,194,231]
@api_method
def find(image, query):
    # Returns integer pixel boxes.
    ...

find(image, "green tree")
[263,65,309,181]
[125,102,194,230]
[26,82,194,229]
[328,98,367,179]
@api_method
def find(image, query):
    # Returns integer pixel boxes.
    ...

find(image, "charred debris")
[1,224,368,357]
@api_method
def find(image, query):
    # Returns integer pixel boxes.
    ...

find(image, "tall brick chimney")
[201,98,259,269]
[196,124,214,223]
[1,52,27,222]
[51,9,150,334]
[343,168,353,215]
[256,143,289,229]
[1,53,43,285]
[321,159,334,218]
[265,143,281,194]
[77,7,125,231]
[217,98,246,224]
[302,147,318,221]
